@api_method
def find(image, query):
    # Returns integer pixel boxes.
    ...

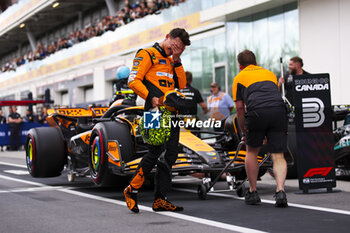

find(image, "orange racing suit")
[128,43,186,110]
[126,43,187,199]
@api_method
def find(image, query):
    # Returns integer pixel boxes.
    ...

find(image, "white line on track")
[0,162,27,169]
[173,188,350,216]
[3,170,29,175]
[0,173,265,233]
[0,186,66,194]
[2,161,350,228]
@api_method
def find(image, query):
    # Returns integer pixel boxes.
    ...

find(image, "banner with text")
[293,73,336,192]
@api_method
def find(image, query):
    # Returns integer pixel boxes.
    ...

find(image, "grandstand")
[0,0,349,115]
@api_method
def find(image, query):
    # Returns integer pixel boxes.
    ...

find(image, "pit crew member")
[232,50,288,207]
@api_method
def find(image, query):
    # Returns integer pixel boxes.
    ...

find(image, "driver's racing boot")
[124,167,145,213]
[152,197,184,212]
[124,185,139,213]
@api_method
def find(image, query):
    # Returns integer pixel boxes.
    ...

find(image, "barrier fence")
[0,123,48,146]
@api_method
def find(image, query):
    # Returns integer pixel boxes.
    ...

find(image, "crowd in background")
[0,0,186,73]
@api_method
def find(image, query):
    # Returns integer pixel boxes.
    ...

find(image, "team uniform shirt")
[179,84,204,116]
[9,112,21,121]
[207,91,234,121]
[8,112,21,128]
[232,65,284,111]
[128,43,186,110]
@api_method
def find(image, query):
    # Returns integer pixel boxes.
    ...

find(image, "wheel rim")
[91,136,101,175]
[26,139,34,171]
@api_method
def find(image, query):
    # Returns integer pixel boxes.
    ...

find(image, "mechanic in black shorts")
[232,50,288,207]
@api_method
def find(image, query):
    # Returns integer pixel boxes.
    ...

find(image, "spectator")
[8,106,22,151]
[23,109,34,123]
[0,108,6,151]
[180,71,209,116]
[122,7,132,24]
[28,52,35,62]
[180,71,209,134]
[140,2,149,16]
[124,0,132,9]
[96,22,105,36]
[67,31,78,46]
[77,31,87,42]
[168,0,176,6]
[207,82,234,131]
[160,0,171,9]
[133,4,144,18]
[146,0,158,14]
[38,106,48,124]
[46,44,55,55]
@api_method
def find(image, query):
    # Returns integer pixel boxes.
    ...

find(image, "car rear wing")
[47,107,109,118]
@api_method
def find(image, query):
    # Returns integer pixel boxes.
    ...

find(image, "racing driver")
[124,28,191,213]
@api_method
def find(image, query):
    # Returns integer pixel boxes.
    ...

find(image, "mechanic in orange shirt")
[124,28,190,213]
[232,50,288,207]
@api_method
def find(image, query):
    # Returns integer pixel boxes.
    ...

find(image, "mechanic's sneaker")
[124,185,139,213]
[152,198,184,212]
[245,190,261,205]
[274,190,288,208]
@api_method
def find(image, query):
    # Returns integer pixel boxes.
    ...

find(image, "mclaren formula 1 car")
[25,102,293,193]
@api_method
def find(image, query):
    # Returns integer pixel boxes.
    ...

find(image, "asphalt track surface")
[0,151,350,233]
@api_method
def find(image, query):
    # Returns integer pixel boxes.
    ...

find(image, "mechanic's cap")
[162,90,191,113]
[116,66,130,80]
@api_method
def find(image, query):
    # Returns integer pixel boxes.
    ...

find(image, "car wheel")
[26,127,65,177]
[89,122,133,187]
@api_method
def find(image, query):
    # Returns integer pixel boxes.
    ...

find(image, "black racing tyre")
[26,127,65,177]
[89,121,133,187]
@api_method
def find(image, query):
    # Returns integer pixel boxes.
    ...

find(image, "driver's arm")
[128,50,153,100]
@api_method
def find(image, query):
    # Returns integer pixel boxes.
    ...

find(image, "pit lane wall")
[0,123,48,146]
